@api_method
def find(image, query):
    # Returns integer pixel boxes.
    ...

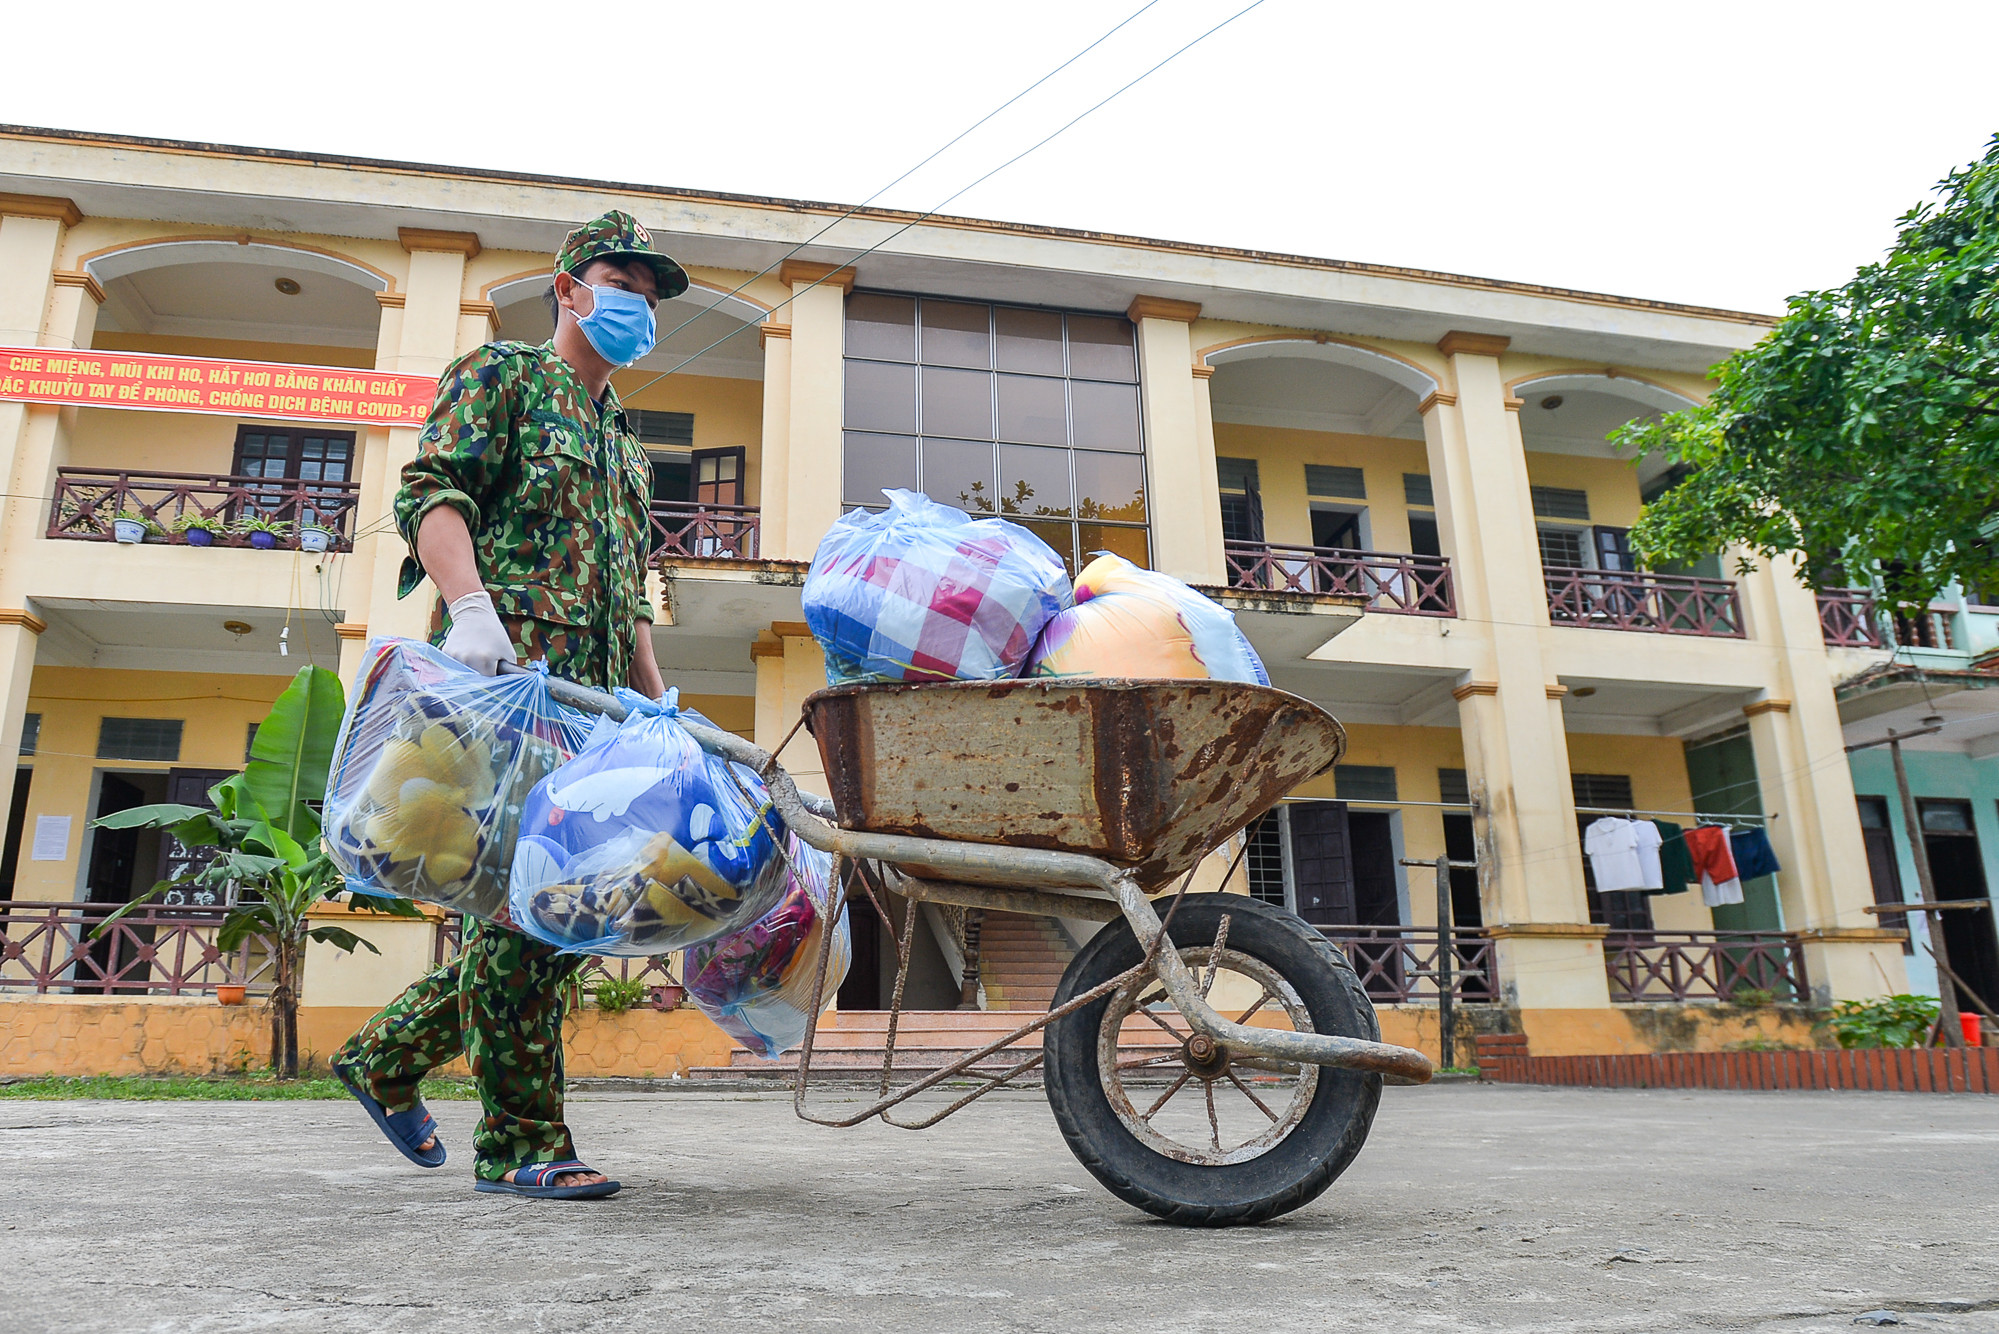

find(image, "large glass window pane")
[846,293,915,361]
[1020,520,1076,576]
[844,432,916,506]
[1067,314,1137,382]
[921,438,997,513]
[920,300,990,369]
[1000,444,1072,519]
[996,373,1066,446]
[845,360,917,434]
[1073,450,1146,522]
[996,306,1064,375]
[1070,380,1141,452]
[1078,523,1150,569]
[920,366,993,440]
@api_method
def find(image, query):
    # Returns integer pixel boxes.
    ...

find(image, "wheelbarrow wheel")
[1043,893,1381,1226]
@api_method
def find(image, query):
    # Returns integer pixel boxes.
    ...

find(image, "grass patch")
[0,1074,480,1101]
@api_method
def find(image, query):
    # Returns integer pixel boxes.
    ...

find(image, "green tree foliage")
[1618,135,1999,609]
[93,665,418,1077]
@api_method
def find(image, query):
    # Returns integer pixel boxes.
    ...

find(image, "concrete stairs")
[974,911,1076,1012]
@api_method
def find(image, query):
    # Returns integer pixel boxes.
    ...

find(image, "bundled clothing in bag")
[803,489,1073,686]
[508,691,787,956]
[685,834,850,1058]
[1027,553,1269,685]
[325,638,596,921]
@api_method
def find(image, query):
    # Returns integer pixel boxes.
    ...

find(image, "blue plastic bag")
[803,489,1073,686]
[507,691,788,957]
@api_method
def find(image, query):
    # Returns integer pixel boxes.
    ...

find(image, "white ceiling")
[1209,356,1424,440]
[34,602,341,676]
[96,259,382,348]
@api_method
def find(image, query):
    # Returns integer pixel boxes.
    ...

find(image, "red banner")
[0,346,437,427]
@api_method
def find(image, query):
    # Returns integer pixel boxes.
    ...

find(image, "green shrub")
[1822,994,1939,1049]
[1730,986,1776,1007]
[593,976,649,1014]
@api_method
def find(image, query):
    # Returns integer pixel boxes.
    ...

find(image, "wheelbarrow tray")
[805,678,1346,891]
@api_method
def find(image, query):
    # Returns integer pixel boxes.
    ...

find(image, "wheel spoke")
[1140,1070,1192,1120]
[1226,1069,1280,1122]
[1200,917,1232,999]
[1233,988,1275,1025]
[1114,1051,1183,1072]
[1134,1005,1185,1040]
[1206,1080,1222,1152]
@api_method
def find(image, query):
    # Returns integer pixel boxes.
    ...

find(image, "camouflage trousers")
[338,610,615,1179]
[336,916,587,1179]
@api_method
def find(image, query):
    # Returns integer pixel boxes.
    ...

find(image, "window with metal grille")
[18,713,38,756]
[97,717,183,763]
[1245,810,1286,906]
[1571,773,1635,810]
[842,292,1146,573]
[1305,465,1366,499]
[1334,765,1398,802]
[1531,486,1590,521]
[1538,526,1586,569]
[629,410,695,447]
[1437,767,1469,806]
[1404,474,1434,507]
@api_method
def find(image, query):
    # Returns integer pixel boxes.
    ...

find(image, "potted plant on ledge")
[111,508,160,545]
[298,518,339,553]
[171,513,226,547]
[235,514,294,550]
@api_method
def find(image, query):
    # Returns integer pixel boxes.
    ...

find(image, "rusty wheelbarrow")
[538,674,1433,1227]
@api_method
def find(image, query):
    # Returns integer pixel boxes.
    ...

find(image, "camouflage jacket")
[396,340,656,687]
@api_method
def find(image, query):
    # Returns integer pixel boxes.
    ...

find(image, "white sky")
[5,0,1997,315]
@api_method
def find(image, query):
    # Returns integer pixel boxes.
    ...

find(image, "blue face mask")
[568,275,657,366]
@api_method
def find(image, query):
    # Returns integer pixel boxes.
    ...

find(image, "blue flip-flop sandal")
[333,1061,446,1168]
[474,1160,621,1200]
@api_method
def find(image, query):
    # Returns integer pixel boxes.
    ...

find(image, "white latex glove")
[441,589,515,676]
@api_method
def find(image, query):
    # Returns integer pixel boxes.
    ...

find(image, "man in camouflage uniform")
[334,211,686,1198]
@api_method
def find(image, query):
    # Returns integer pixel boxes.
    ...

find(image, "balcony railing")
[0,901,272,996]
[1316,927,1497,1003]
[1545,566,1745,638]
[650,501,761,562]
[47,468,360,550]
[1225,542,1456,616]
[1603,929,1808,1003]
[1817,588,1884,647]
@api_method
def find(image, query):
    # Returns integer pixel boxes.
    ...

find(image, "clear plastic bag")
[803,488,1072,685]
[324,638,596,922]
[508,692,787,957]
[685,833,850,1058]
[1027,553,1270,684]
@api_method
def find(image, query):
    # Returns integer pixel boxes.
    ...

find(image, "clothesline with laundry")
[1583,815,1783,909]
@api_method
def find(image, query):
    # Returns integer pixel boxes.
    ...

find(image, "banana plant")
[93,664,419,1077]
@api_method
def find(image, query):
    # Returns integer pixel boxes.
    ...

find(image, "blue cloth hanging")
[1729,826,1781,880]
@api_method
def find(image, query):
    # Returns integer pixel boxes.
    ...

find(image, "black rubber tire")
[1043,894,1381,1227]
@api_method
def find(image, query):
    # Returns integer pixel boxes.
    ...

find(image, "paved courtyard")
[2,1083,1997,1333]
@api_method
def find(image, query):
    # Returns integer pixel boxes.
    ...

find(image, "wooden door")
[1287,801,1355,926]
[156,769,235,907]
[689,448,745,507]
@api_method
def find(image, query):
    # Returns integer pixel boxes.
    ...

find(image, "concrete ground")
[2,1083,1997,1333]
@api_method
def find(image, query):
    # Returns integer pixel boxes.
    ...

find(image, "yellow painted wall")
[90,332,376,369]
[14,667,286,900]
[1211,421,1430,553]
[1522,451,1644,530]
[616,370,765,508]
[1564,730,1711,930]
[679,692,754,740]
[1287,724,1466,928]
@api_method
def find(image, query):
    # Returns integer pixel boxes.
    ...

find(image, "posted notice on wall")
[0,346,436,427]
[30,814,71,861]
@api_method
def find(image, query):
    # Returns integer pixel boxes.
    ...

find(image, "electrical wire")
[627,0,1166,374]
[623,0,1271,396]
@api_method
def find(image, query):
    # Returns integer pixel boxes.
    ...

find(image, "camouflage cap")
[556,210,689,300]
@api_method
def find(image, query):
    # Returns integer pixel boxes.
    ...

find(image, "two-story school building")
[0,125,1927,1073]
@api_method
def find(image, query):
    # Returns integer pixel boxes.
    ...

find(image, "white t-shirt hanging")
[1585,817,1648,892]
[1632,820,1663,891]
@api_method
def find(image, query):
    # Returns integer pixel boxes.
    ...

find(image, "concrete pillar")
[756,320,793,560]
[348,230,480,664]
[770,260,851,562]
[1427,332,1607,1008]
[1739,554,1908,1001]
[0,195,81,555]
[1129,298,1223,584]
[1188,362,1226,579]
[752,627,827,798]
